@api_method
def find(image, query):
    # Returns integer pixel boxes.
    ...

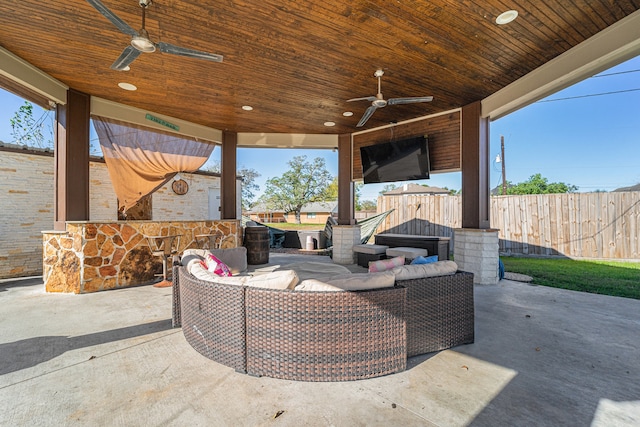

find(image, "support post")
[461,101,490,229]
[456,101,499,284]
[54,89,90,231]
[337,133,355,225]
[221,131,237,219]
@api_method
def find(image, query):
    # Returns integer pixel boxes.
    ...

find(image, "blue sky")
[1,55,639,202]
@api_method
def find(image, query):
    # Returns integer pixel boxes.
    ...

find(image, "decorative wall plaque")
[172,179,189,195]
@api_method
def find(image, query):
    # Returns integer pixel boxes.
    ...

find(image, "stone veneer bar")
[42,220,240,293]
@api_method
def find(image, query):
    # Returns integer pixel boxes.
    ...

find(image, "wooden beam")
[221,131,237,219]
[461,101,490,229]
[337,134,355,225]
[54,89,90,230]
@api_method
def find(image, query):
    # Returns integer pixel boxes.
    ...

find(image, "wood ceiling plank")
[0,0,638,134]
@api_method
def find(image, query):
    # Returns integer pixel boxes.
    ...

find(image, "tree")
[204,161,261,209]
[10,101,50,148]
[261,155,333,223]
[506,173,578,195]
[378,183,398,195]
[440,186,460,196]
[326,178,366,209]
[358,199,377,211]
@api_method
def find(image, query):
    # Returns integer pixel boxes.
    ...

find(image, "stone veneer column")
[454,228,499,285]
[332,225,361,265]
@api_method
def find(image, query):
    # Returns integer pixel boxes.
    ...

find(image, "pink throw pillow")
[368,256,405,273]
[204,253,232,277]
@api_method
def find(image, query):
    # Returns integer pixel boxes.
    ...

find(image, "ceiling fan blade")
[86,0,138,37]
[387,96,434,105]
[356,105,378,127]
[157,42,223,63]
[347,96,377,103]
[110,46,142,70]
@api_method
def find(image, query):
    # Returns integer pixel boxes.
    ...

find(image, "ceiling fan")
[347,69,433,127]
[87,0,223,71]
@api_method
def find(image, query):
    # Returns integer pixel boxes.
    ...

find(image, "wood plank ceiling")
[0,0,638,135]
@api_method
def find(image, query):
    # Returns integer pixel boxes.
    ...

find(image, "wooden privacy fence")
[376,192,640,260]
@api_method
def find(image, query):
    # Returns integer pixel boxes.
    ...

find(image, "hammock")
[323,209,394,247]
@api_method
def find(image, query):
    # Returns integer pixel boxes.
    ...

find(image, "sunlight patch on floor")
[390,350,518,426]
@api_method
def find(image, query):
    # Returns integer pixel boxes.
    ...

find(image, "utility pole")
[501,135,507,195]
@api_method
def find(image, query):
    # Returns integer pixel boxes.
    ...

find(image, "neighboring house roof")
[300,201,338,213]
[613,184,640,192]
[383,183,450,195]
[245,202,285,214]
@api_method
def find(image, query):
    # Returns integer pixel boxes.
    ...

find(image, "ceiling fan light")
[131,34,156,52]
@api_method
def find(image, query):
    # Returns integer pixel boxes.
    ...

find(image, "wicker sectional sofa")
[172,258,474,382]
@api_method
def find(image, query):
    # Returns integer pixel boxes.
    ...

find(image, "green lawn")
[500,257,640,300]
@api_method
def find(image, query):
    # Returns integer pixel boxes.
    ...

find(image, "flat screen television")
[360,136,430,184]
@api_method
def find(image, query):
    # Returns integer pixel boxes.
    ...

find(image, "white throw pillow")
[391,260,458,281]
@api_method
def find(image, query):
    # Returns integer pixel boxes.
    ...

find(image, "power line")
[592,69,640,78]
[538,88,640,103]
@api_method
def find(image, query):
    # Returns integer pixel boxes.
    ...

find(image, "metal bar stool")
[195,233,222,250]
[147,235,181,287]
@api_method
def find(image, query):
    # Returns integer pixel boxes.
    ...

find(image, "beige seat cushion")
[245,270,299,290]
[392,260,458,281]
[188,262,249,285]
[275,261,351,281]
[324,271,396,291]
[385,247,429,259]
[295,279,343,292]
[352,244,388,255]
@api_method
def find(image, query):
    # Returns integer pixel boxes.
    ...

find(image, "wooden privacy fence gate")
[376,192,640,260]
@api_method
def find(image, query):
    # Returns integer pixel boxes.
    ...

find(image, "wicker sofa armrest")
[398,271,474,357]
[175,266,247,373]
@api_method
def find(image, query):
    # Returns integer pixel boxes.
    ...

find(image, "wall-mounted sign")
[145,113,180,131]
[172,179,189,195]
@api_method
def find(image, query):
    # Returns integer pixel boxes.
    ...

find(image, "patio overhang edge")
[482,9,640,121]
[0,46,68,106]
[236,133,339,149]
[91,97,223,144]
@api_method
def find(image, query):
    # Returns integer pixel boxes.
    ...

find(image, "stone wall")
[43,220,240,293]
[0,146,237,279]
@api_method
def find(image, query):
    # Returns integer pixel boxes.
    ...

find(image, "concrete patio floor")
[1,253,639,426]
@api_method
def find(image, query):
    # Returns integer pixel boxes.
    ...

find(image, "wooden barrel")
[244,226,270,265]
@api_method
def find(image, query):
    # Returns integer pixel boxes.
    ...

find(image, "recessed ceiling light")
[122,65,131,71]
[496,10,518,25]
[324,121,336,127]
[118,82,137,91]
[242,105,253,111]
[343,111,354,117]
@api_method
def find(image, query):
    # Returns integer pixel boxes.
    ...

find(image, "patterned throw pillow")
[368,255,405,273]
[204,253,232,277]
